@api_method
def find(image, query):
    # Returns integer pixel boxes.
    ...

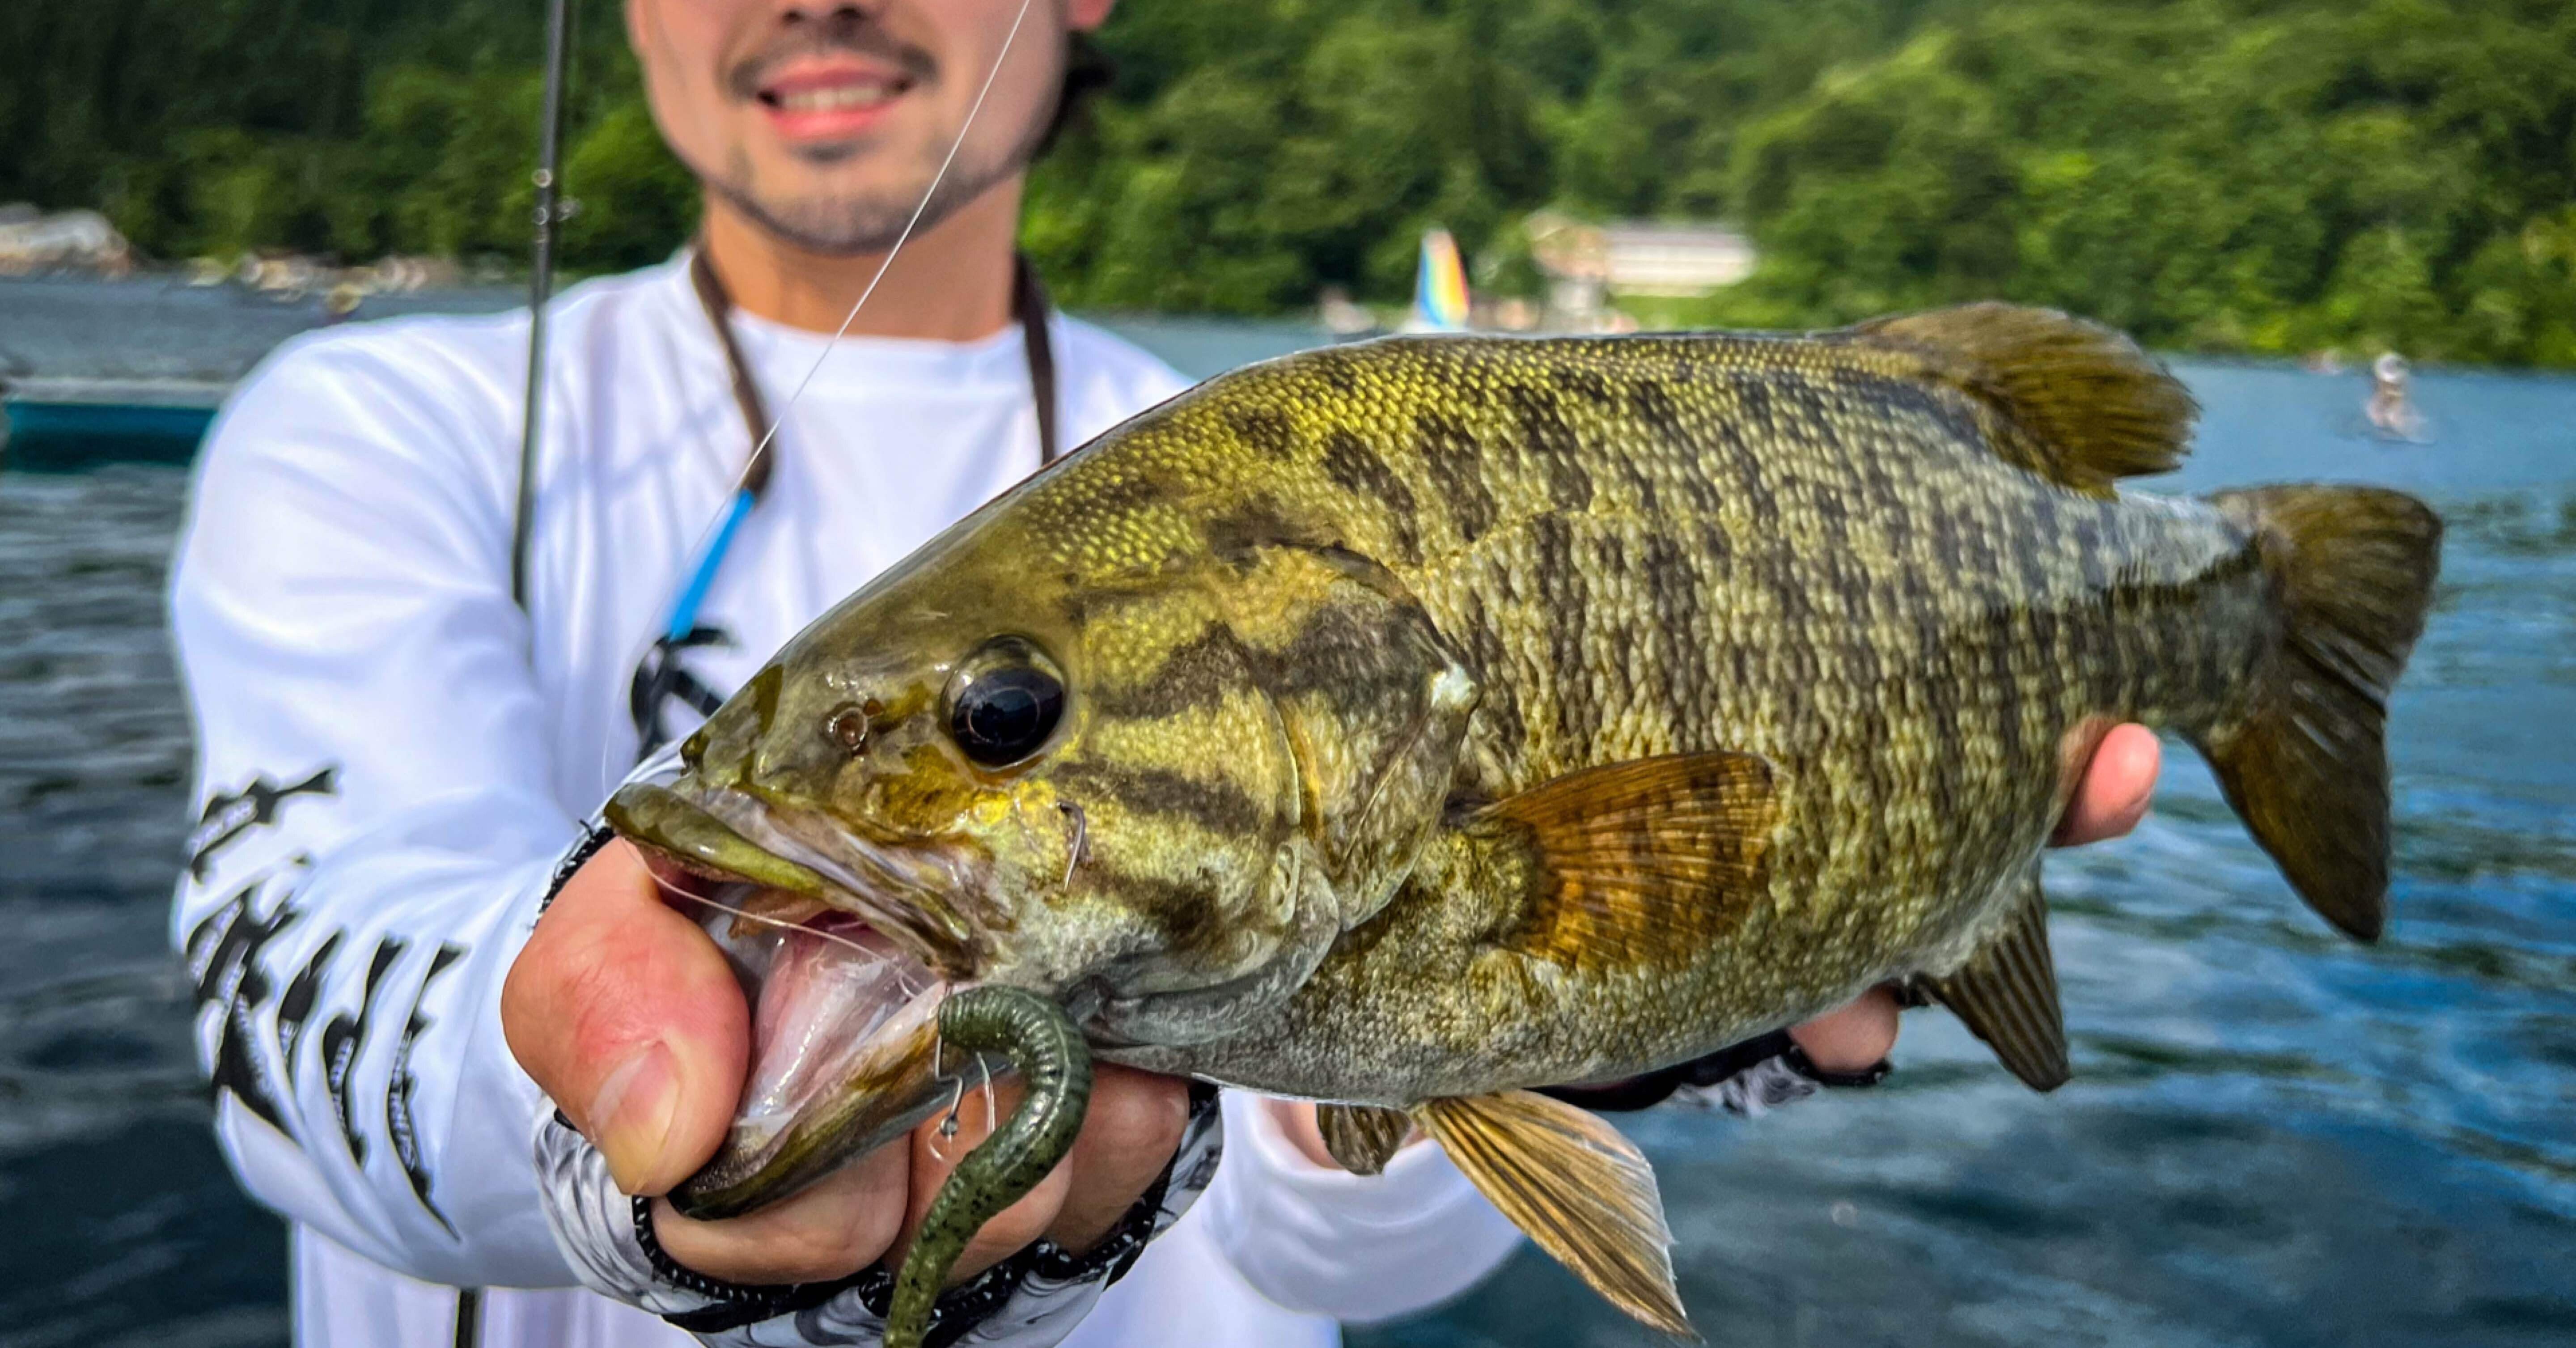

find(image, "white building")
[1525,212,1757,329]
[1598,222,1758,296]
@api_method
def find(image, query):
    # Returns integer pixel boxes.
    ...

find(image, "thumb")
[503,839,749,1195]
[2052,722,2161,847]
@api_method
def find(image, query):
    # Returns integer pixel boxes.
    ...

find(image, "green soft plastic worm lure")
[884,985,1094,1348]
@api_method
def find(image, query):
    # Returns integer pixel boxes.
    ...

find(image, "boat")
[0,375,226,471]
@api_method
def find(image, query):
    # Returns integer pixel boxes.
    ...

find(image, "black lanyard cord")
[684,244,1061,503]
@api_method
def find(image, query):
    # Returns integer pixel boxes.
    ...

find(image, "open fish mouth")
[604,781,996,1219]
[610,778,987,977]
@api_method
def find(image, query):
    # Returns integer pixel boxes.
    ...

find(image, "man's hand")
[502,841,1189,1288]
[1788,721,2164,1072]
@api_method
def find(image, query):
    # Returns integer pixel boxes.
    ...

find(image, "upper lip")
[757,56,910,104]
[698,785,983,978]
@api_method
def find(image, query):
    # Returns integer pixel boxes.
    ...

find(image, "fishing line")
[642,869,916,983]
[717,0,1041,502]
[596,0,1040,792]
[512,0,579,607]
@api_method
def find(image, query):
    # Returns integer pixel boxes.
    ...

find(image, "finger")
[1044,1065,1188,1253]
[1263,1098,1345,1171]
[501,839,748,1195]
[648,1132,913,1285]
[2052,722,2162,847]
[1788,984,1901,1072]
[898,1076,1077,1287]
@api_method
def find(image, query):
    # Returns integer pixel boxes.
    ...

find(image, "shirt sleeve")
[1198,1095,1523,1324]
[169,331,578,1289]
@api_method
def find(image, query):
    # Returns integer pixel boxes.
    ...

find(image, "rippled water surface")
[3,283,2571,1346]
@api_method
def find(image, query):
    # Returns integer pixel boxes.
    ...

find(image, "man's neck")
[697,179,1024,341]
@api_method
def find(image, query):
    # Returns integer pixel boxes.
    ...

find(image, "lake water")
[2,278,2571,1347]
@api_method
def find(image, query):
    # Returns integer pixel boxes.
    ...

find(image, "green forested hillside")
[6,0,2573,365]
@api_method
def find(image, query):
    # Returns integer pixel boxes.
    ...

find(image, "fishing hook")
[932,1072,968,1155]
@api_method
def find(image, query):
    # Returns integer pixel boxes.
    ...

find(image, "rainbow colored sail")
[1408,228,1471,332]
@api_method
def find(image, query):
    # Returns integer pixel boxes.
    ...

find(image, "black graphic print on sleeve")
[322,938,408,1166]
[187,766,338,882]
[277,931,344,1079]
[388,943,468,1234]
[186,870,307,1133]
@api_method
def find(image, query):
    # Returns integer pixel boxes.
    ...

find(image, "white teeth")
[775,84,895,114]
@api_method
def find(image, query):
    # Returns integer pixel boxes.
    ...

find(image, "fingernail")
[590,1042,678,1193]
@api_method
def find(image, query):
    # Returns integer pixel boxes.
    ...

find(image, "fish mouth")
[603,781,996,1220]
[607,780,984,978]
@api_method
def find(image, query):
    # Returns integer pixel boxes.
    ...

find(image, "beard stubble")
[695,10,1065,257]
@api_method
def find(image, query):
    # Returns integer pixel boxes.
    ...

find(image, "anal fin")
[1316,1103,1412,1176]
[1413,1090,1693,1339]
[1919,865,2070,1091]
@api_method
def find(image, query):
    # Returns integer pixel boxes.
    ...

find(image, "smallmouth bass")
[608,304,2441,1340]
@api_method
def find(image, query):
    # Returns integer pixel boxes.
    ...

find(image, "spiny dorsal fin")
[1316,1103,1413,1175]
[1467,752,1780,973]
[1853,303,2197,496]
[1920,865,2070,1091]
[1413,1090,1694,1339]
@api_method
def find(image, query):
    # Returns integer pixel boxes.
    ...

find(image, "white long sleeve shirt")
[168,257,1524,1348]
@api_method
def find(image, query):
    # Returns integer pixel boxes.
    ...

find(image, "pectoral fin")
[1316,1102,1412,1175]
[1919,866,2070,1091]
[1465,752,1780,972]
[1412,1089,1693,1339]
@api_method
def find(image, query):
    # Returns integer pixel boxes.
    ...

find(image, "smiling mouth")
[761,78,906,114]
[753,65,917,142]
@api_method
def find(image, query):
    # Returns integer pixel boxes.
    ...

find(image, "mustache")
[726,10,940,100]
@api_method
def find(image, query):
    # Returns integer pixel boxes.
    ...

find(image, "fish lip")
[668,977,954,1222]
[692,783,986,980]
[605,777,984,979]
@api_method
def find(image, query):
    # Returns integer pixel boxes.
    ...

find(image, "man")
[2365,350,2421,441]
[170,2,2161,1345]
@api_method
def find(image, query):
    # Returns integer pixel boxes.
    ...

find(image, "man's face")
[628,0,1102,255]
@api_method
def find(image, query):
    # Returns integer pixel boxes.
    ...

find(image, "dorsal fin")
[1852,303,2197,496]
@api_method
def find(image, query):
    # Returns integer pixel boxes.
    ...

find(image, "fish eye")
[945,640,1066,769]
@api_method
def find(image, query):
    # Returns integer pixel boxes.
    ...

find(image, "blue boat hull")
[1,400,215,471]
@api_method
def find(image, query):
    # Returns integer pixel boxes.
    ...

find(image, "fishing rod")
[513,0,577,608]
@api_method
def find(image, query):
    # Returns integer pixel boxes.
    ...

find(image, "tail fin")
[2197,485,2443,941]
